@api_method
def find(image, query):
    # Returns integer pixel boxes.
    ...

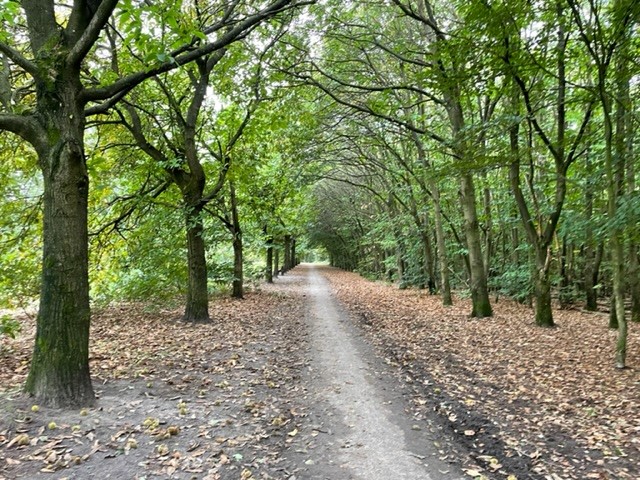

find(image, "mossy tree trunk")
[12,0,116,407]
[24,85,95,407]
[183,204,210,322]
[533,247,554,327]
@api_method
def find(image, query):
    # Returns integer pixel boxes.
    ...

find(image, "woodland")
[0,0,640,478]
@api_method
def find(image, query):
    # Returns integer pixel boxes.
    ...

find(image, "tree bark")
[559,235,572,308]
[274,249,280,278]
[283,235,292,273]
[265,227,273,284]
[230,183,243,299]
[291,237,297,269]
[183,205,210,322]
[460,173,492,317]
[23,64,95,407]
[25,129,95,408]
[583,154,598,311]
[431,180,452,305]
[534,246,554,327]
[482,180,493,282]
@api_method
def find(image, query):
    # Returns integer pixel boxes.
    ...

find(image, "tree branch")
[0,42,39,77]
[67,0,121,67]
[81,0,313,105]
[0,113,45,152]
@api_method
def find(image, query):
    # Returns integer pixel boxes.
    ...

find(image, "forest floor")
[0,264,638,480]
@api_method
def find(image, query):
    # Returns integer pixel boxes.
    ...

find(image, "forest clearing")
[1,265,638,480]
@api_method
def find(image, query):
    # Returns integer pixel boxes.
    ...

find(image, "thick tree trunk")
[534,247,554,327]
[460,173,492,317]
[25,84,95,407]
[419,215,436,293]
[584,250,598,312]
[183,205,210,322]
[396,241,405,286]
[611,234,626,366]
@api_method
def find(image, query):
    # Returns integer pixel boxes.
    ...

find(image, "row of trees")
[302,0,639,368]
[0,0,316,407]
[1,0,638,407]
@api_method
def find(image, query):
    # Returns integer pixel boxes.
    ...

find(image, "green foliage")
[0,139,41,307]
[490,267,532,304]
[0,314,21,339]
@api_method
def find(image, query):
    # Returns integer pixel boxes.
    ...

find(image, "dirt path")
[285,264,462,480]
[1,264,466,480]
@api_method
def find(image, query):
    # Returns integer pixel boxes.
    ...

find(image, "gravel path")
[291,264,462,480]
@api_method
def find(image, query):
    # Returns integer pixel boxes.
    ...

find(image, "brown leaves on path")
[0,284,309,479]
[323,267,640,480]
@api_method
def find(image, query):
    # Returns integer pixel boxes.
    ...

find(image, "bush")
[491,267,532,304]
[0,315,21,339]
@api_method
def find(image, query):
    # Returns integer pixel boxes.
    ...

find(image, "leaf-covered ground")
[325,268,640,480]
[1,265,639,480]
[0,284,312,479]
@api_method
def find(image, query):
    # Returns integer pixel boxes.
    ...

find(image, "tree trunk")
[430,179,452,305]
[624,70,640,323]
[559,235,572,309]
[232,230,244,298]
[611,48,628,366]
[265,229,273,284]
[396,241,405,286]
[460,173,492,317]
[274,249,280,278]
[183,205,210,322]
[419,213,436,293]
[629,247,640,323]
[482,181,493,282]
[584,154,598,311]
[230,183,243,299]
[611,235,626,367]
[291,237,297,269]
[24,80,95,407]
[283,235,292,273]
[534,247,554,327]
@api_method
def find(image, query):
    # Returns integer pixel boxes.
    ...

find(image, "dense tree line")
[303,0,640,368]
[0,0,638,407]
